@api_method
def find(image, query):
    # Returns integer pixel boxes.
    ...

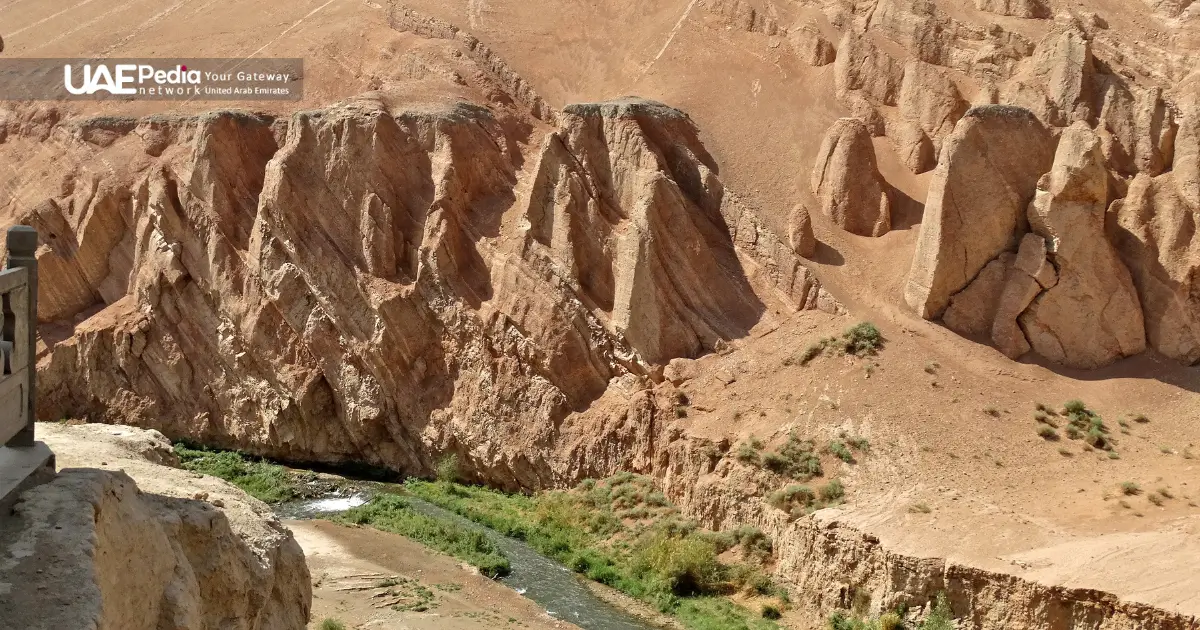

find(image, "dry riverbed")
[292,519,582,630]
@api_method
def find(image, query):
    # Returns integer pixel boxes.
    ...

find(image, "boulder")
[1019,123,1145,368]
[0,423,311,630]
[895,60,970,173]
[1111,173,1200,364]
[1096,78,1178,177]
[943,253,1013,338]
[789,204,817,258]
[788,23,836,66]
[975,0,1051,18]
[991,234,1057,359]
[833,31,906,106]
[810,118,892,237]
[1003,26,1095,127]
[904,105,1057,318]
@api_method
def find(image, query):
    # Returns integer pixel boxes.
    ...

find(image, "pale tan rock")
[1003,26,1095,126]
[1174,94,1200,209]
[1096,78,1178,177]
[664,358,700,385]
[943,253,1013,338]
[1013,231,1057,289]
[895,60,970,173]
[0,423,311,630]
[1020,123,1145,368]
[788,204,816,258]
[810,118,891,237]
[833,31,905,106]
[788,23,836,66]
[1111,173,1200,364]
[975,0,1051,19]
[905,105,1057,318]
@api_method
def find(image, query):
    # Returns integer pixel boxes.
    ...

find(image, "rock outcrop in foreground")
[0,423,310,630]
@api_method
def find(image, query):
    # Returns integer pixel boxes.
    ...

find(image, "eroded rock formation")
[811,118,891,237]
[904,105,1057,319]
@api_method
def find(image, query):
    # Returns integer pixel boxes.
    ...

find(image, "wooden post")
[5,226,36,447]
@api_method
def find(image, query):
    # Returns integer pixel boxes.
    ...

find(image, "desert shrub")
[762,604,783,620]
[983,406,1001,417]
[879,612,903,630]
[846,436,871,452]
[436,454,460,483]
[922,592,954,630]
[842,322,883,356]
[1037,426,1059,440]
[767,485,815,512]
[630,532,721,596]
[820,479,845,503]
[319,620,347,630]
[737,442,761,465]
[1121,481,1141,496]
[1131,413,1150,423]
[1064,399,1087,414]
[1061,401,1112,450]
[762,433,823,480]
[1149,493,1165,506]
[829,440,855,463]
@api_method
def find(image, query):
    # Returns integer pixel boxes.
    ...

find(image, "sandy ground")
[289,519,582,630]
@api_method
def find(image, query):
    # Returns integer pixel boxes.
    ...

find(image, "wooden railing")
[0,226,37,447]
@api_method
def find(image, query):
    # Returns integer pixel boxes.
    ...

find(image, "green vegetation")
[796,322,885,365]
[173,443,302,503]
[338,494,511,578]
[1121,481,1142,496]
[829,440,855,463]
[436,454,460,484]
[820,479,844,503]
[737,436,765,465]
[842,323,884,357]
[1037,426,1059,440]
[403,474,779,630]
[760,432,823,480]
[1060,400,1113,451]
[318,620,346,630]
[829,592,952,630]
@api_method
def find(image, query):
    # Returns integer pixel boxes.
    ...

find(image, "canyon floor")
[293,519,581,630]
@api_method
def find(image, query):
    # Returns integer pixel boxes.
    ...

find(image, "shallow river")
[278,491,657,630]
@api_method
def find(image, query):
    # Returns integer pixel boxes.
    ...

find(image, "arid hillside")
[2,0,1199,627]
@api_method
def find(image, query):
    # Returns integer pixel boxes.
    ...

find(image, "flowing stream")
[278,491,658,630]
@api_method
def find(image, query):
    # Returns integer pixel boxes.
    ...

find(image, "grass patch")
[1120,481,1142,496]
[736,436,765,465]
[828,440,855,463]
[318,620,346,630]
[173,443,302,503]
[833,592,952,629]
[761,433,823,480]
[797,322,885,365]
[1060,400,1113,451]
[404,475,779,630]
[1037,426,1059,441]
[338,494,511,578]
